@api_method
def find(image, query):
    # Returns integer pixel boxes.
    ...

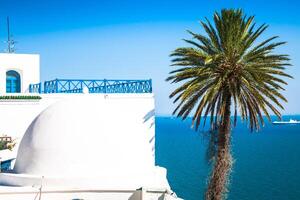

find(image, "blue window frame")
[6,70,21,93]
[0,159,13,171]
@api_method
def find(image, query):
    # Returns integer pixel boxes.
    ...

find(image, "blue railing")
[29,79,152,94]
[29,82,42,93]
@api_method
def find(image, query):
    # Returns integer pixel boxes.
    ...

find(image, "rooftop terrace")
[29,79,152,94]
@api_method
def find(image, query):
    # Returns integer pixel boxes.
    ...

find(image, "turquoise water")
[155,116,300,200]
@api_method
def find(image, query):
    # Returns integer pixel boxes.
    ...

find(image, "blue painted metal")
[0,159,14,171]
[29,79,152,94]
[6,70,21,93]
[29,82,42,93]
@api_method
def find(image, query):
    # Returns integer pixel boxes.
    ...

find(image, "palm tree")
[167,9,292,200]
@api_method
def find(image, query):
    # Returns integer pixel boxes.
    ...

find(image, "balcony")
[29,79,152,94]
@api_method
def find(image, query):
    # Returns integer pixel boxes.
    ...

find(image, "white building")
[0,53,40,94]
[0,53,182,200]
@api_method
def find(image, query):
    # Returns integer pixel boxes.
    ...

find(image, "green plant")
[0,140,7,150]
[0,136,16,151]
[167,9,291,200]
[0,95,42,100]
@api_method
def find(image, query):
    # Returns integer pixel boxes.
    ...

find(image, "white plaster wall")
[14,94,156,175]
[0,186,181,200]
[0,94,155,157]
[0,93,160,189]
[0,94,63,142]
[0,53,40,93]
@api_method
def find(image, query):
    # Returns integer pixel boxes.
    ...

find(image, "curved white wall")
[0,94,62,142]
[0,94,162,189]
[0,94,155,153]
[14,95,155,175]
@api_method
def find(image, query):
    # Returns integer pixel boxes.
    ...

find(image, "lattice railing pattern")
[29,79,152,94]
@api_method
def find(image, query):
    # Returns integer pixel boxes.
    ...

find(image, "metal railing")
[0,136,12,143]
[29,79,152,94]
[28,83,42,93]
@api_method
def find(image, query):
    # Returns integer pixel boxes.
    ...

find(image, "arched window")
[6,70,21,93]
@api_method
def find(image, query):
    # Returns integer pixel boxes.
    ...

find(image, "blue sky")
[0,0,299,115]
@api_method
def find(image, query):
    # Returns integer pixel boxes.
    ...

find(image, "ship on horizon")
[272,119,300,125]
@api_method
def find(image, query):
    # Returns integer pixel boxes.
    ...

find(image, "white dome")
[0,95,169,189]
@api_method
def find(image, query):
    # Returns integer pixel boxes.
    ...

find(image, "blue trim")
[0,159,14,171]
[29,79,152,94]
[6,70,21,93]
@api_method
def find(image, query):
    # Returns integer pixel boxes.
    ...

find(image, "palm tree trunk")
[205,94,233,200]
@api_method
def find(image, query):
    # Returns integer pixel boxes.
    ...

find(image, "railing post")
[39,82,42,94]
[104,79,107,93]
[149,79,152,93]
[55,79,59,93]
[44,82,47,93]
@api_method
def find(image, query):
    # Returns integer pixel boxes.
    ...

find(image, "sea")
[155,115,300,200]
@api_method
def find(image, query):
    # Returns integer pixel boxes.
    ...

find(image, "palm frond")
[167,9,291,131]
